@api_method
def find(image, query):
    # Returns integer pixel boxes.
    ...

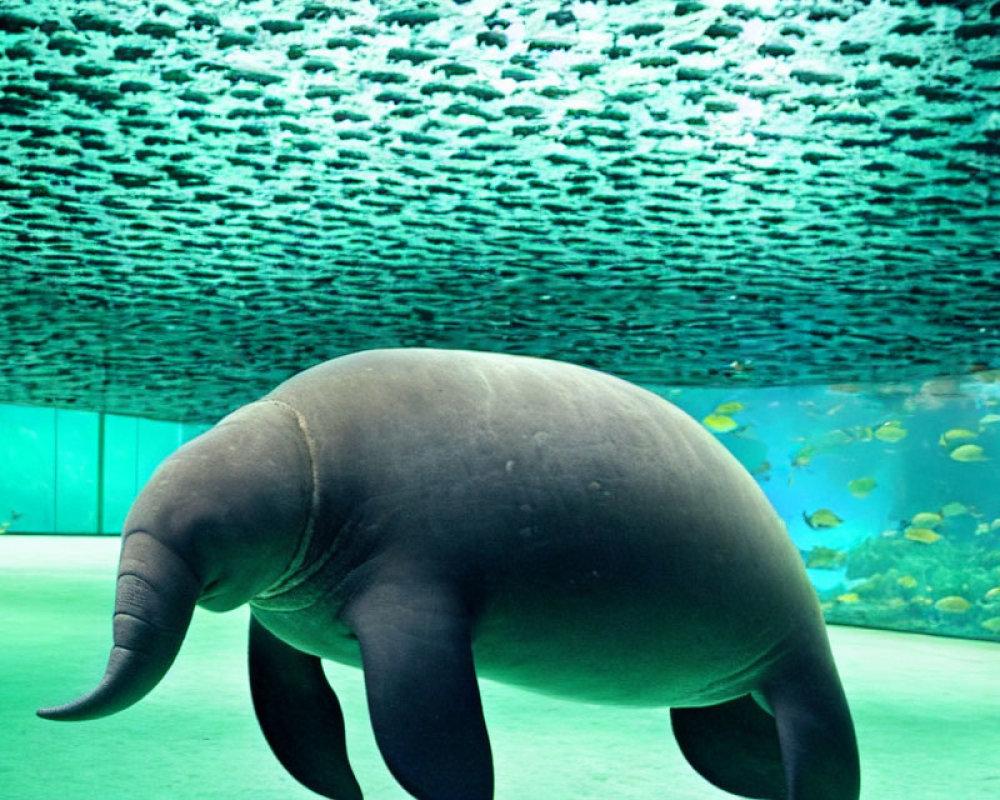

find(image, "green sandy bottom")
[2,537,998,799]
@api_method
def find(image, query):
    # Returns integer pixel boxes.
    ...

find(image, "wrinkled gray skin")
[40,349,859,800]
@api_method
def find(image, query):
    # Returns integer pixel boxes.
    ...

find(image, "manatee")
[39,348,860,800]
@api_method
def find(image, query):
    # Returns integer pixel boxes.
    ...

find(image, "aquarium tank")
[1,0,998,798]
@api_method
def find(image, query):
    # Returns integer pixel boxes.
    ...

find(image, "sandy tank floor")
[2,536,998,799]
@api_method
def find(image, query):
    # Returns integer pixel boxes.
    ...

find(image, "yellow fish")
[836,592,860,604]
[934,596,972,613]
[910,511,943,528]
[791,445,815,467]
[713,401,744,415]
[983,587,1000,601]
[940,501,968,517]
[950,443,988,462]
[981,617,1000,634]
[874,421,907,443]
[939,428,977,446]
[979,413,1000,428]
[847,477,876,498]
[904,527,941,543]
[805,546,846,569]
[803,509,843,529]
[851,426,874,442]
[702,413,738,433]
[897,575,918,589]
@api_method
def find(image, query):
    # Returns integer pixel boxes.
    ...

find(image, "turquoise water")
[1,1,999,797]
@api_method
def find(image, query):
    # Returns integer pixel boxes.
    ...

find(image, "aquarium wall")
[4,370,999,642]
[0,403,207,534]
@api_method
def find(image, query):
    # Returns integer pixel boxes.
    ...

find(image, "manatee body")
[40,349,859,800]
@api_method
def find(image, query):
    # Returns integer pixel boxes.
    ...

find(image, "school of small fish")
[1,0,999,421]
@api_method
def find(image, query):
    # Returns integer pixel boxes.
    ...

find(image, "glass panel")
[54,409,99,534]
[0,405,55,534]
[0,404,210,535]
[136,418,186,488]
[101,414,139,535]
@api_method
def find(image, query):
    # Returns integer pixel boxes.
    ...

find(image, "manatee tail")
[37,531,201,721]
[671,645,859,800]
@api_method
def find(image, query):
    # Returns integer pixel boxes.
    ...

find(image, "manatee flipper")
[670,694,785,799]
[345,581,493,800]
[763,654,860,800]
[248,615,362,800]
[671,656,860,800]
